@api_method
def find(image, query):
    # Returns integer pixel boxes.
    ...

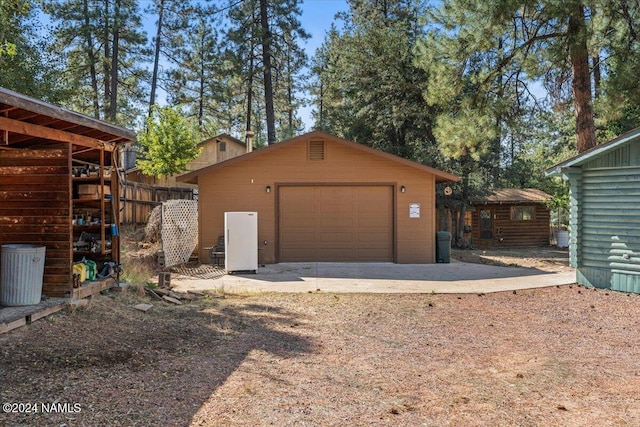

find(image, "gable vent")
[308,140,325,161]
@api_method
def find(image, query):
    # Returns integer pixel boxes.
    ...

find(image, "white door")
[225,212,258,272]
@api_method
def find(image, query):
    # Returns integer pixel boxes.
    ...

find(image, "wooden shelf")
[73,249,112,256]
[73,176,111,182]
[70,147,119,271]
[73,224,110,230]
[73,198,112,205]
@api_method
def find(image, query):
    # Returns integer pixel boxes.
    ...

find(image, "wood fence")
[120,181,195,224]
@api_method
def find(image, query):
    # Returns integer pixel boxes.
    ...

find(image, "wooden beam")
[0,116,115,151]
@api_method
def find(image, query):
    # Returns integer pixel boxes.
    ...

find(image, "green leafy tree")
[136,106,201,178]
[0,0,29,60]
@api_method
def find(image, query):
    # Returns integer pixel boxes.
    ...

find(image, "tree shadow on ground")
[0,295,313,426]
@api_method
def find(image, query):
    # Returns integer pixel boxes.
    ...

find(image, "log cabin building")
[468,188,552,248]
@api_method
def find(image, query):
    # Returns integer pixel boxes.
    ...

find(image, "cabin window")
[219,141,226,152]
[308,140,325,161]
[511,206,534,221]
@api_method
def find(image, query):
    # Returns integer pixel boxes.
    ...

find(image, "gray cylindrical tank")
[436,231,451,263]
[1,244,46,306]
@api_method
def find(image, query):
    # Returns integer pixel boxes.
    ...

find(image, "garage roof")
[0,87,136,152]
[178,130,460,184]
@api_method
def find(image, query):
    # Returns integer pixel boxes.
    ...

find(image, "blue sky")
[300,0,348,53]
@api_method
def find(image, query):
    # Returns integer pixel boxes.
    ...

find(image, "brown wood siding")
[0,147,72,296]
[279,185,393,262]
[197,137,436,264]
[470,203,550,247]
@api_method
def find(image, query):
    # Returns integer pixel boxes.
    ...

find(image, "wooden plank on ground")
[29,302,67,322]
[0,317,27,334]
[71,279,115,300]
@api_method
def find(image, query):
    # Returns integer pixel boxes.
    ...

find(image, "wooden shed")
[469,188,552,248]
[546,128,640,293]
[178,131,459,264]
[0,87,135,298]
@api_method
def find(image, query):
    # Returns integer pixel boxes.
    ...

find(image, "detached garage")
[178,131,458,264]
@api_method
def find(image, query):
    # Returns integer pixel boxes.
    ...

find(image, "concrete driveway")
[171,261,576,294]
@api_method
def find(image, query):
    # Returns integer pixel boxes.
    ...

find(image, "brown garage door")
[279,185,393,262]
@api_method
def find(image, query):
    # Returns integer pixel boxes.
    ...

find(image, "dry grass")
[1,285,639,426]
[119,225,160,287]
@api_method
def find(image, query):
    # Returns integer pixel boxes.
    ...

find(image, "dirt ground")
[452,247,573,273]
[1,242,640,426]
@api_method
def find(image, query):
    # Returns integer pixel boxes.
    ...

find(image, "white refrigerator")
[224,212,258,273]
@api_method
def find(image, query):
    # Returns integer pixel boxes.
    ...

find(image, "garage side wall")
[197,137,436,264]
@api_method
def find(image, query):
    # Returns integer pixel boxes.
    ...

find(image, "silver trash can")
[1,244,46,306]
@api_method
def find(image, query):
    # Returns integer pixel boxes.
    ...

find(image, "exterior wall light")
[400,186,406,193]
[266,185,271,193]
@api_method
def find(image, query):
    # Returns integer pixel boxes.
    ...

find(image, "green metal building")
[546,128,640,293]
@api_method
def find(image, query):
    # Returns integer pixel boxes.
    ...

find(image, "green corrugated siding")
[579,166,640,290]
[612,271,640,293]
[583,144,632,169]
[577,267,610,289]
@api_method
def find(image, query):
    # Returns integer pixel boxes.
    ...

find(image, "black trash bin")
[436,231,451,263]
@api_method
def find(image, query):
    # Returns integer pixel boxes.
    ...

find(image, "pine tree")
[0,1,67,102]
[226,0,308,145]
[43,0,149,126]
[312,0,436,160]
[417,0,640,155]
[164,5,226,136]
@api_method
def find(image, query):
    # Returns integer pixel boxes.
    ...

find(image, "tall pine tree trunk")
[109,0,121,121]
[83,0,100,119]
[244,8,256,136]
[287,47,293,135]
[103,0,111,118]
[198,46,205,128]
[568,3,596,153]
[259,0,276,145]
[592,53,601,99]
[149,0,165,116]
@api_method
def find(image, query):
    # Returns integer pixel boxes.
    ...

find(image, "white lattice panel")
[161,200,198,268]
